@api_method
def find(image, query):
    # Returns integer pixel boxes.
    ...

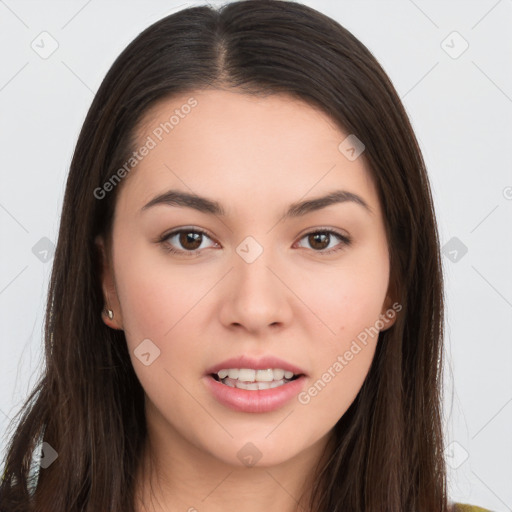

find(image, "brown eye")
[160,228,217,256]
[307,232,330,250]
[159,227,351,257]
[177,231,203,250]
[296,229,351,254]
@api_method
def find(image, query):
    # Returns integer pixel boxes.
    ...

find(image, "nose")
[218,245,293,334]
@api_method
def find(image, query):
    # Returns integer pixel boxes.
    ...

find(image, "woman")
[0,1,493,511]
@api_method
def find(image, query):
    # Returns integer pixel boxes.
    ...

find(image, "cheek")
[301,252,390,339]
[112,240,216,384]
[294,251,388,423]
[299,342,377,431]
[113,248,204,409]
[113,241,206,342]
[298,277,384,427]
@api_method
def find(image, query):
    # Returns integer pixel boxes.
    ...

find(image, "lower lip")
[203,374,307,413]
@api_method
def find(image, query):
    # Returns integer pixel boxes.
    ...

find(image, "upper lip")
[205,355,307,376]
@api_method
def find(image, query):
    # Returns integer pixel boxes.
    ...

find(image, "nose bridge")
[234,233,278,298]
[221,233,291,330]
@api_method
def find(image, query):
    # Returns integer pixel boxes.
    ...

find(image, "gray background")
[1,0,511,510]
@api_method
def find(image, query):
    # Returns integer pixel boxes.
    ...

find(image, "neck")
[133,403,333,512]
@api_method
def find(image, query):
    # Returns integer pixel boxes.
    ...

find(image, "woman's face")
[97,89,396,469]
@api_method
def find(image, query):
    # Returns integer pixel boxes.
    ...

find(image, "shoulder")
[452,503,495,512]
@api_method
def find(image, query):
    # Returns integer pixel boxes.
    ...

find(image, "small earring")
[104,308,114,320]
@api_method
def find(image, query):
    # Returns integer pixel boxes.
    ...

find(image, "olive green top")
[453,503,494,512]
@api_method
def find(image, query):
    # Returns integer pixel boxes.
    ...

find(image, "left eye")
[159,228,351,256]
[295,230,351,254]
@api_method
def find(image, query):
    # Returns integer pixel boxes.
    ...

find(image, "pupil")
[310,233,329,250]
[180,232,202,250]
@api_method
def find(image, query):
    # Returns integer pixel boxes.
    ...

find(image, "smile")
[204,372,307,413]
[212,367,301,390]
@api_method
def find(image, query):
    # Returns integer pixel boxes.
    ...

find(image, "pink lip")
[204,355,307,376]
[203,374,308,413]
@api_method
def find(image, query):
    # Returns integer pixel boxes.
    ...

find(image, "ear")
[95,234,124,330]
[379,278,400,332]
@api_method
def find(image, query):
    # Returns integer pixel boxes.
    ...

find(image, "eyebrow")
[141,189,373,218]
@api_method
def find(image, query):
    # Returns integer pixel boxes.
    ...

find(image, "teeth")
[238,368,256,381]
[240,381,259,390]
[227,369,239,379]
[228,378,288,390]
[215,368,298,382]
[256,369,274,382]
[218,369,229,379]
[273,369,285,380]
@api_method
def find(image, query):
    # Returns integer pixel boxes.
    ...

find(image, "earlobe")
[101,306,119,329]
[95,234,123,330]
[379,303,397,331]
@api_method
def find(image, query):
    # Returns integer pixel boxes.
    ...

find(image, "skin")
[96,88,397,512]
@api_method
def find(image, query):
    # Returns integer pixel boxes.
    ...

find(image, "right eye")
[158,227,218,256]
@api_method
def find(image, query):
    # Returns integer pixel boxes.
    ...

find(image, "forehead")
[137,88,348,158]
[117,88,380,220]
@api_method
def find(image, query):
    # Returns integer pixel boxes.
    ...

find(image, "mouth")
[209,368,304,390]
[204,369,308,413]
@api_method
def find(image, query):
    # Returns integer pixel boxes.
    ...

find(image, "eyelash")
[157,227,352,257]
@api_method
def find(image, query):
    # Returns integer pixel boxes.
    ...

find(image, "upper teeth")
[216,368,296,381]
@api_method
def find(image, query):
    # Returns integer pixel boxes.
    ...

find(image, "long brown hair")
[0,1,447,510]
